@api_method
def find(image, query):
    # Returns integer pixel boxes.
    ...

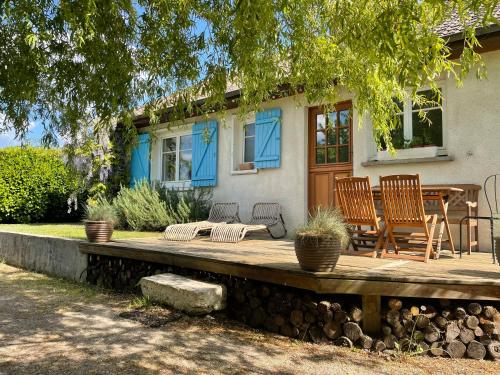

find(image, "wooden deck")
[79,236,500,301]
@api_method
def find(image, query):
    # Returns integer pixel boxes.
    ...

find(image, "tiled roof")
[436,6,500,37]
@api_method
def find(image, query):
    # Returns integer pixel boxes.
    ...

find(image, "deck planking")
[79,236,500,301]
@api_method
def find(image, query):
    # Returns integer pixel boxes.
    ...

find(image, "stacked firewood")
[228,279,500,359]
[381,298,500,360]
[229,279,375,349]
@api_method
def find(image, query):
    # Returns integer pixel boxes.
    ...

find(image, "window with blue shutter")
[254,108,282,169]
[191,120,218,187]
[130,133,151,187]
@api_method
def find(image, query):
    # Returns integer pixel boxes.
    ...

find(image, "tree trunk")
[430,342,444,357]
[484,306,498,320]
[383,334,397,349]
[335,336,353,348]
[434,316,448,329]
[445,321,460,343]
[487,341,500,360]
[482,321,496,336]
[359,334,373,350]
[386,310,400,327]
[350,307,363,323]
[467,340,486,360]
[459,327,475,344]
[388,298,403,311]
[467,302,482,316]
[401,308,413,321]
[323,320,342,340]
[424,325,440,343]
[415,315,430,329]
[446,340,466,359]
[455,307,467,320]
[466,315,479,329]
[374,340,386,352]
[343,322,363,343]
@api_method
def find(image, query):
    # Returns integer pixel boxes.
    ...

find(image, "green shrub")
[113,180,172,231]
[113,181,212,231]
[157,186,212,223]
[0,147,80,223]
[84,196,117,223]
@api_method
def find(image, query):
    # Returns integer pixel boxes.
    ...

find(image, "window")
[315,109,351,164]
[385,89,443,149]
[161,134,192,182]
[243,123,255,163]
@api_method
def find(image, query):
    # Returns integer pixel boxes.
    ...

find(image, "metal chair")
[460,174,500,263]
[210,203,287,243]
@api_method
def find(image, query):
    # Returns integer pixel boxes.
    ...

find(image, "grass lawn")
[0,223,162,240]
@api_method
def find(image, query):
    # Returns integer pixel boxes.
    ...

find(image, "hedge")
[0,147,80,223]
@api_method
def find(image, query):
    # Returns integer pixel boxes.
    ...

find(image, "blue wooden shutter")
[130,133,150,187]
[191,120,218,187]
[254,108,282,169]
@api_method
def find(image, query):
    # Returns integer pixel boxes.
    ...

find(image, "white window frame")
[230,113,258,175]
[159,130,193,187]
[242,122,256,163]
[399,87,445,147]
[372,85,447,160]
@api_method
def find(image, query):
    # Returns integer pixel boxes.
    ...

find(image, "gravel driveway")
[0,263,498,375]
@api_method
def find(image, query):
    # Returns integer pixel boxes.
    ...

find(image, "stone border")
[0,231,87,282]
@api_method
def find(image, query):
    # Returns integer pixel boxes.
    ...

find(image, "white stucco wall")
[148,49,500,247]
[354,49,500,248]
[149,96,310,232]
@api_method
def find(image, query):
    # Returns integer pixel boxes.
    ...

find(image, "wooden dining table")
[371,184,465,257]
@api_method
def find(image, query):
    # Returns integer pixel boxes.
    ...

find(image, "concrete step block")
[140,273,226,315]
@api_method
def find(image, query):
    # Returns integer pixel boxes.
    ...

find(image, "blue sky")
[0,118,44,148]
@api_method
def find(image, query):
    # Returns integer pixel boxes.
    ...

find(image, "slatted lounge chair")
[210,203,287,243]
[164,202,240,241]
[335,176,385,257]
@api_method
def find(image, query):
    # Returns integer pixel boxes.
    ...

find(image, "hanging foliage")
[0,1,499,150]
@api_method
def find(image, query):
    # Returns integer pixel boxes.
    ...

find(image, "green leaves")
[0,147,80,223]
[1,0,499,148]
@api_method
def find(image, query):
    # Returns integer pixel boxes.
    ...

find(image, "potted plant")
[239,162,254,170]
[294,207,349,272]
[84,197,117,243]
[376,135,440,161]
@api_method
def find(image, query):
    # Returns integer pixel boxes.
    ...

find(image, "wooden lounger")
[210,203,287,243]
[164,203,240,241]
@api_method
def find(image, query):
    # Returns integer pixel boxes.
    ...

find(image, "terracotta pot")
[294,234,341,272]
[239,162,254,171]
[85,220,114,243]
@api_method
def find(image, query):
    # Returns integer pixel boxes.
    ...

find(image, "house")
[129,15,500,249]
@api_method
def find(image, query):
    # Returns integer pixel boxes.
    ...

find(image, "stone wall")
[0,231,87,282]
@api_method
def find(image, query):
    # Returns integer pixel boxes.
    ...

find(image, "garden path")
[0,263,497,375]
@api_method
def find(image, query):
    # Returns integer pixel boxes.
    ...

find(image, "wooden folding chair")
[379,174,438,263]
[336,176,385,257]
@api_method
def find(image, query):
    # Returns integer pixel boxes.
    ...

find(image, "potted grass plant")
[294,207,349,272]
[84,196,117,243]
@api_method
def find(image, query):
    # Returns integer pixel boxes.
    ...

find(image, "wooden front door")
[308,102,353,211]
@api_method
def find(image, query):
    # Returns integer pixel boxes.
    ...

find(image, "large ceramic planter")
[294,234,341,272]
[85,220,114,243]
